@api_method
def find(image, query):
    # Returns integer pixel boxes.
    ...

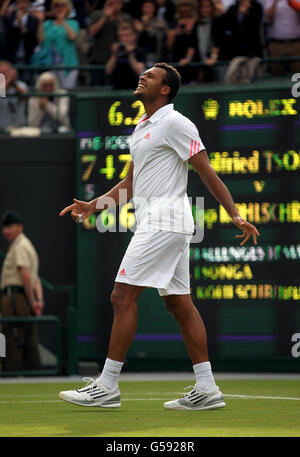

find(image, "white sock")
[193,361,218,393]
[97,358,123,390]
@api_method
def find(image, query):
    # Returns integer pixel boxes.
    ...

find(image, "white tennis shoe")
[59,377,121,408]
[164,386,225,410]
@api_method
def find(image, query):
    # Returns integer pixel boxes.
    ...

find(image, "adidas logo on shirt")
[119,268,126,276]
[144,133,150,140]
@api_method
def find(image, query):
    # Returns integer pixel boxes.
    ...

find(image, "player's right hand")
[59,199,93,222]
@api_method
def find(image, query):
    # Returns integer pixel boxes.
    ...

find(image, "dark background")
[0,135,76,324]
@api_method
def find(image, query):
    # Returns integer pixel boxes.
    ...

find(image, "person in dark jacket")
[211,0,263,82]
[167,0,198,83]
[216,0,263,61]
[105,22,145,89]
[1,0,40,65]
[193,0,224,82]
[156,0,176,25]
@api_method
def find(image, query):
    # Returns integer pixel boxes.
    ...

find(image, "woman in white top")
[28,71,71,132]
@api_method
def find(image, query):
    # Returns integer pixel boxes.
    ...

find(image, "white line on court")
[1,373,300,383]
[224,394,300,401]
[0,394,299,404]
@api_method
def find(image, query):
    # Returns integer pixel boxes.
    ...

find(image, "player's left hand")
[232,215,260,246]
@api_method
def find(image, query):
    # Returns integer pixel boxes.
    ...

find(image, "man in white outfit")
[59,62,259,411]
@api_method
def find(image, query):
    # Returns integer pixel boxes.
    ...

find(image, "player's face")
[134,67,169,101]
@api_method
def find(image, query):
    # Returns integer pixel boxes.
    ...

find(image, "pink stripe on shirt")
[190,139,202,157]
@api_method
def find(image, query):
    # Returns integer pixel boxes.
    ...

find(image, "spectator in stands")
[213,0,226,15]
[156,0,176,25]
[133,0,168,66]
[264,0,300,75]
[88,0,132,85]
[30,0,48,12]
[28,71,71,132]
[0,0,14,18]
[37,0,79,89]
[221,0,264,10]
[215,0,263,82]
[122,0,176,24]
[0,1,6,59]
[71,0,90,85]
[0,0,41,75]
[219,0,234,9]
[167,0,198,83]
[30,1,47,19]
[216,0,263,61]
[0,60,28,130]
[193,0,222,82]
[0,210,43,371]
[86,0,105,16]
[31,0,64,19]
[105,22,145,89]
[32,1,90,84]
[72,0,87,27]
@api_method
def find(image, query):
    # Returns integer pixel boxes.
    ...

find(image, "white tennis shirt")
[130,103,205,234]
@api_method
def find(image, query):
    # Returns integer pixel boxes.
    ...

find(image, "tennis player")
[59,63,259,411]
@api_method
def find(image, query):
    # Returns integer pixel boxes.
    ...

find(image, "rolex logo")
[202,99,220,120]
[253,181,265,193]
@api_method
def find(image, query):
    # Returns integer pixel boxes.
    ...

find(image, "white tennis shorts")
[115,230,192,296]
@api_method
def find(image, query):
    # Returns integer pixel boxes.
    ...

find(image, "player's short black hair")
[154,62,181,102]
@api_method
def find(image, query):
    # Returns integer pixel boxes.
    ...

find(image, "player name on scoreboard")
[194,284,300,300]
[190,245,300,262]
[80,135,300,176]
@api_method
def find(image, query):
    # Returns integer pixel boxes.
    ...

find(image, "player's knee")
[165,297,194,318]
[165,300,180,317]
[110,289,129,311]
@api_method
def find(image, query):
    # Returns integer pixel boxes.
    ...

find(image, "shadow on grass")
[62,409,122,413]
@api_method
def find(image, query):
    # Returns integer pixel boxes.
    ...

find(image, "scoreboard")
[75,82,300,372]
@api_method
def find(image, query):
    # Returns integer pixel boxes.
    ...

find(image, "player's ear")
[161,85,171,98]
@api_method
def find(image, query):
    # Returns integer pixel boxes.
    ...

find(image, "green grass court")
[0,379,299,437]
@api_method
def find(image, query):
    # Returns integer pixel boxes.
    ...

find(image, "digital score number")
[80,100,145,184]
[81,152,131,182]
[108,100,145,127]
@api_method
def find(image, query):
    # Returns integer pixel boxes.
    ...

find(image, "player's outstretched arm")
[190,150,260,246]
[59,161,134,222]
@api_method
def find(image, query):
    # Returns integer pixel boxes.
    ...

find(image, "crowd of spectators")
[0,0,300,130]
